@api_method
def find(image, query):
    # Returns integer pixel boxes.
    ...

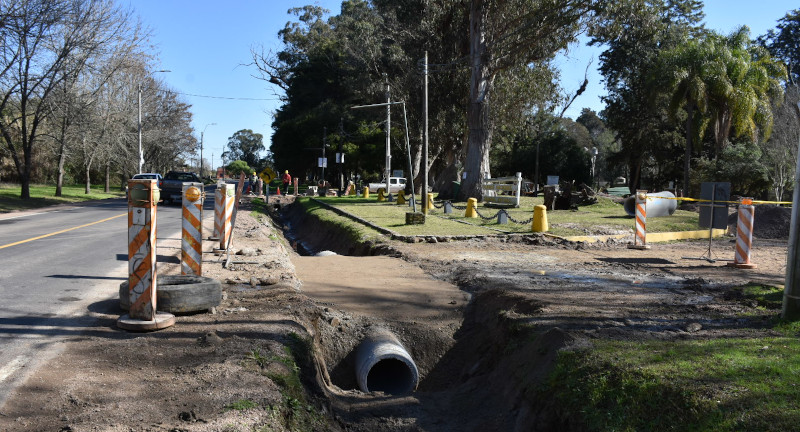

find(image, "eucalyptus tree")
[459,0,611,200]
[225,129,265,171]
[759,9,800,86]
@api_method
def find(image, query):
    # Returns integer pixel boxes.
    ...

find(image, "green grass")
[224,399,259,411]
[0,183,124,213]
[297,197,388,243]
[244,333,329,431]
[312,195,700,237]
[543,285,800,432]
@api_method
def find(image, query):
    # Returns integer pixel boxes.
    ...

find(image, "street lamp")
[138,69,171,174]
[200,123,216,179]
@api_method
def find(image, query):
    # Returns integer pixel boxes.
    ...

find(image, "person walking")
[281,170,291,195]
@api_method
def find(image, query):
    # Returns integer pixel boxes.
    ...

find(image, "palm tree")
[660,28,786,196]
[706,27,786,156]
[661,37,713,196]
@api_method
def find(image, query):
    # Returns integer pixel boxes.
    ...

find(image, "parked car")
[368,177,406,193]
[131,172,163,181]
[127,173,163,200]
[161,171,202,204]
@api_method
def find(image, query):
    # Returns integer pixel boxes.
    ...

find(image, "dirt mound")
[728,205,791,239]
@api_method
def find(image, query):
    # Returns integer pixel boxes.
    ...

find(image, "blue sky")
[129,1,796,168]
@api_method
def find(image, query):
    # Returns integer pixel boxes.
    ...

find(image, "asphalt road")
[0,193,216,408]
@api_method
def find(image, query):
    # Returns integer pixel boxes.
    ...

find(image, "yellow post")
[349,183,356,195]
[397,190,407,205]
[377,187,386,202]
[363,187,370,199]
[532,205,548,232]
[465,197,478,218]
[427,193,434,212]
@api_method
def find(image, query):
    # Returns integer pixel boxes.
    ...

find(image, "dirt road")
[0,197,789,431]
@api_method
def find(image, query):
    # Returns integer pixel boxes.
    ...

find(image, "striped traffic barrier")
[728,198,757,269]
[211,184,223,240]
[118,179,174,331]
[181,182,203,275]
[628,190,651,250]
[293,178,299,196]
[219,183,235,251]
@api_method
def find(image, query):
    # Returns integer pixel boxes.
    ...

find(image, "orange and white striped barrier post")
[728,197,757,269]
[218,183,235,251]
[118,179,174,331]
[181,182,203,275]
[628,190,651,250]
[211,184,223,240]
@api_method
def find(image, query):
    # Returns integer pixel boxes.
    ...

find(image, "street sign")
[258,167,276,184]
[318,157,328,168]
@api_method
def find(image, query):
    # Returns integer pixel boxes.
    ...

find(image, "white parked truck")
[368,177,406,193]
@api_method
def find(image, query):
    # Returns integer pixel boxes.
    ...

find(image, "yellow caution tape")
[643,195,792,206]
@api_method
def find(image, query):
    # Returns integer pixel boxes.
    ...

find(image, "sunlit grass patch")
[0,183,124,212]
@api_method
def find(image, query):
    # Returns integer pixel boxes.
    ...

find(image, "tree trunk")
[684,102,693,197]
[460,0,492,201]
[411,132,423,194]
[104,160,110,193]
[56,139,66,197]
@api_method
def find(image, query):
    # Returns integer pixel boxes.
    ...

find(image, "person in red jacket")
[281,170,291,195]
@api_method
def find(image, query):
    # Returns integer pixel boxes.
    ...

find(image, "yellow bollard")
[532,205,548,232]
[465,197,478,218]
[377,187,386,202]
[349,184,356,195]
[363,187,370,199]
[427,193,434,211]
[397,190,407,205]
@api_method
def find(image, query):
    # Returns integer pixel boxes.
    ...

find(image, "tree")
[459,0,604,200]
[660,35,713,196]
[591,0,705,193]
[0,0,139,199]
[660,27,786,194]
[225,129,265,172]
[705,27,786,155]
[762,85,800,201]
[226,160,252,177]
[759,9,800,85]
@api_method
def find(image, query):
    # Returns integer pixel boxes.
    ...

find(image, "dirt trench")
[275,200,578,431]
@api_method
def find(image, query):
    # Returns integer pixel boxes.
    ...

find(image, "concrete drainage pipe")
[623,190,678,217]
[355,329,419,395]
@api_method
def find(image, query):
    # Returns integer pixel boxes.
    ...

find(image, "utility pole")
[423,51,429,214]
[200,123,216,179]
[783,101,800,320]
[321,127,327,184]
[385,75,392,199]
[338,118,344,191]
[137,83,142,174]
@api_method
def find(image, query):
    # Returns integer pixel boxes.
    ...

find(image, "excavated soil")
[0,196,790,431]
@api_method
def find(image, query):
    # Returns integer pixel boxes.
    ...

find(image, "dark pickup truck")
[161,171,202,204]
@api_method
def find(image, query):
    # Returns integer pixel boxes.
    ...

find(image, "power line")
[158,89,281,101]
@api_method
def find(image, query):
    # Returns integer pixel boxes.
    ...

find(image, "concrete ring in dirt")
[119,275,222,313]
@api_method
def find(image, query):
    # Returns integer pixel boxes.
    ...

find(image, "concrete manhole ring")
[119,275,222,313]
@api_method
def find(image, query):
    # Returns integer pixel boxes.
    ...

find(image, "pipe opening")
[365,357,416,395]
[355,329,419,395]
